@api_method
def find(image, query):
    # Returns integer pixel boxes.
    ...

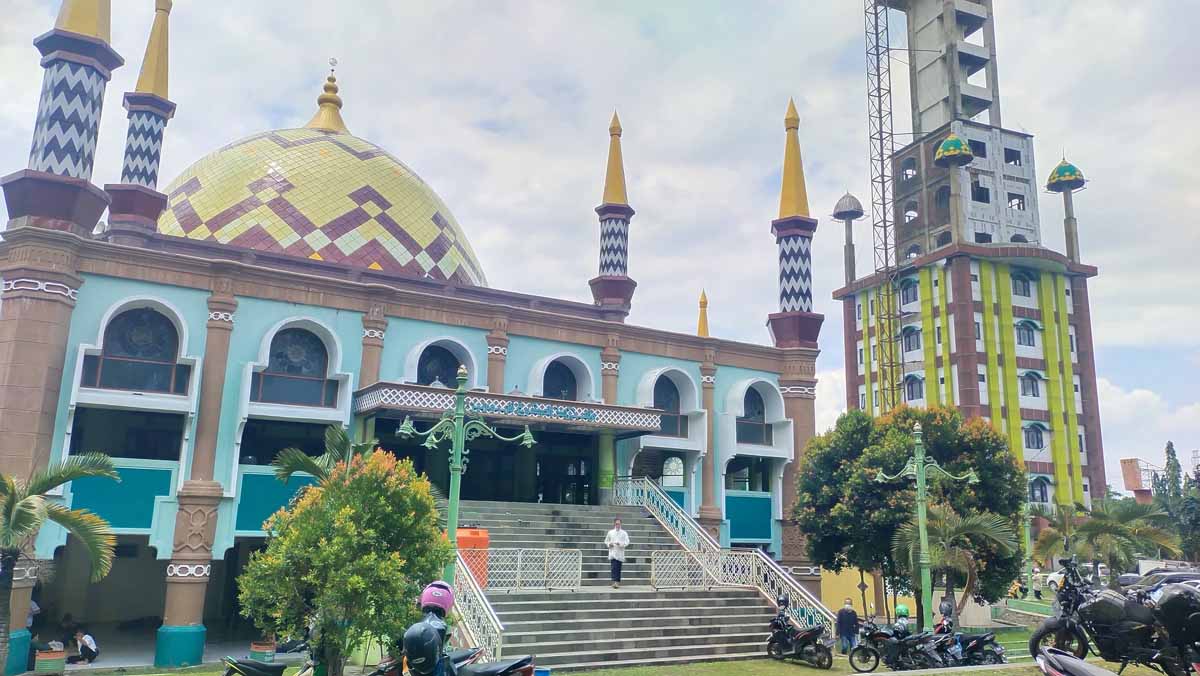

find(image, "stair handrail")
[459,547,583,591]
[614,476,720,553]
[452,551,505,661]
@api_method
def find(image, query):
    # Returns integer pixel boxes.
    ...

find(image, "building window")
[654,376,689,438]
[975,321,982,340]
[857,303,863,318]
[859,393,866,409]
[872,344,877,359]
[725,456,772,492]
[935,231,953,248]
[906,377,924,401]
[968,140,987,158]
[978,373,986,382]
[1012,276,1032,297]
[1078,434,1085,452]
[70,407,185,461]
[661,456,685,488]
[904,202,919,224]
[1020,374,1040,397]
[900,157,918,181]
[417,345,461,387]
[971,179,990,204]
[974,232,993,243]
[1074,383,1080,393]
[543,361,578,400]
[1007,193,1026,211]
[1010,234,1029,243]
[901,282,919,305]
[1070,333,1076,352]
[869,299,875,316]
[1025,426,1045,450]
[1004,148,1023,166]
[906,244,922,259]
[736,388,773,445]
[1029,478,1049,503]
[971,273,979,282]
[935,326,942,344]
[858,348,864,364]
[1016,324,1036,347]
[903,329,921,352]
[251,328,337,407]
[81,308,189,394]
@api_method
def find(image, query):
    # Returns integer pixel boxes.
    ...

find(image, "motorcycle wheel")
[983,649,1007,665]
[767,639,786,661]
[1029,620,1087,659]
[849,645,880,673]
[812,645,834,670]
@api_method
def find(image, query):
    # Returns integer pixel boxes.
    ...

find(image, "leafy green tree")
[892,504,1018,616]
[794,406,1026,614]
[272,425,376,483]
[0,454,118,669]
[240,450,452,676]
[1076,498,1180,573]
[1031,504,1082,568]
[1180,490,1200,561]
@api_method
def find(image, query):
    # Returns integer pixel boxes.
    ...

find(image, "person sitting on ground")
[66,629,98,664]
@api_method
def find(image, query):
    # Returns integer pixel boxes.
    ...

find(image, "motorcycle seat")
[232,658,288,676]
[458,656,533,676]
[447,648,481,665]
[959,632,994,643]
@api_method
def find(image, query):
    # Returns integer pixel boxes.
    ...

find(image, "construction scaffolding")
[864,0,903,412]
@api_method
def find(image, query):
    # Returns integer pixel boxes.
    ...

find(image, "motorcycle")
[931,616,1007,666]
[1029,557,1200,676]
[849,617,944,672]
[404,612,535,676]
[766,599,834,669]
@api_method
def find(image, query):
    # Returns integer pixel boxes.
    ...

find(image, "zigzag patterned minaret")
[767,99,824,349]
[106,0,177,246]
[589,111,637,321]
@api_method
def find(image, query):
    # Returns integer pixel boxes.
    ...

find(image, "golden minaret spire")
[601,111,629,206]
[306,59,350,134]
[134,0,172,98]
[697,290,710,338]
[55,0,112,42]
[778,98,811,219]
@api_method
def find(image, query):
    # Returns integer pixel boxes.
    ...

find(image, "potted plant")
[249,634,276,662]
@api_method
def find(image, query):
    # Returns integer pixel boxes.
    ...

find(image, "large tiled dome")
[156,120,486,285]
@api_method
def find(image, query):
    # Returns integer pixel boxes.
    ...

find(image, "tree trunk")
[0,549,20,674]
[945,573,956,622]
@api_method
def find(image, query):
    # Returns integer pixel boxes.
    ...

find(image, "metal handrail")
[459,547,583,591]
[614,477,720,553]
[452,552,505,661]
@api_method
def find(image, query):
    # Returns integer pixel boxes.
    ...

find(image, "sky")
[2,1,1198,491]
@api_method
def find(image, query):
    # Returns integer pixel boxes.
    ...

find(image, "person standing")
[835,598,859,654]
[603,518,629,589]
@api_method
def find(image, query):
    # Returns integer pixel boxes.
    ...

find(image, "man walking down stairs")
[603,518,629,589]
[456,501,777,671]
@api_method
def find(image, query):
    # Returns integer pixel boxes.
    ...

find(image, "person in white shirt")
[67,630,98,664]
[26,600,39,629]
[603,518,630,589]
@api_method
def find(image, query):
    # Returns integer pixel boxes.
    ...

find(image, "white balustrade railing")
[459,548,582,591]
[452,552,505,661]
[616,477,834,627]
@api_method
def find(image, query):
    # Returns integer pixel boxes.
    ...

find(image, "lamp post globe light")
[875,422,979,630]
[397,365,537,582]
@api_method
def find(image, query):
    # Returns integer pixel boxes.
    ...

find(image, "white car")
[1184,580,1200,591]
[1045,564,1109,591]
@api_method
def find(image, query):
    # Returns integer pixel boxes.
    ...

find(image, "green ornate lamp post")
[398,365,536,581]
[876,422,979,630]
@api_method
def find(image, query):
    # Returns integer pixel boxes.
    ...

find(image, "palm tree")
[1076,498,1180,576]
[0,454,118,669]
[272,426,378,483]
[1031,503,1084,568]
[893,504,1019,616]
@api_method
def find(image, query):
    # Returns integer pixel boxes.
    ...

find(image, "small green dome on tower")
[933,133,974,168]
[1046,159,1086,193]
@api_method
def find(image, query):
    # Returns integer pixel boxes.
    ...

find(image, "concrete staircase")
[457,500,774,670]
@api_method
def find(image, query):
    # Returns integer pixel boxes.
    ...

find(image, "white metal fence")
[615,477,834,627]
[459,548,583,591]
[451,552,505,661]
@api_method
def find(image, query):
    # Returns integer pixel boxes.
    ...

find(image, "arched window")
[1016,323,1037,347]
[417,345,460,387]
[905,244,922,259]
[1010,234,1029,243]
[905,376,924,401]
[654,376,688,437]
[901,280,919,304]
[543,361,578,401]
[1030,477,1050,503]
[903,201,919,225]
[1025,425,1045,450]
[661,456,685,488]
[1012,274,1032,297]
[935,186,951,209]
[736,387,773,445]
[252,328,337,407]
[81,308,188,394]
[900,158,918,181]
[902,327,922,352]
[935,231,953,247]
[1020,373,1041,397]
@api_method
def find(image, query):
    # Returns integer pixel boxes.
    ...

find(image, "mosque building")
[0,1,828,667]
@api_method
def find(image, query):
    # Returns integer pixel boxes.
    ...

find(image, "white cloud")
[815,368,847,436]
[1096,377,1200,493]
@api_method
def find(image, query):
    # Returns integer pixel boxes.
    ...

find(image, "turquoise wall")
[376,317,488,385]
[665,488,686,508]
[504,336,601,397]
[725,491,772,541]
[234,469,317,533]
[71,464,175,530]
[615,352,703,407]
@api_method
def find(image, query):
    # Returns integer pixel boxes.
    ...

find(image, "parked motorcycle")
[930,616,1007,666]
[1029,557,1200,676]
[404,613,535,676]
[849,617,944,672]
[766,597,834,669]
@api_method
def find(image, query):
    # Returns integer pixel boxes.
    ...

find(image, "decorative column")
[105,0,176,247]
[486,317,509,393]
[588,112,637,321]
[359,303,386,387]
[597,335,621,504]
[780,356,822,596]
[697,347,722,536]
[156,277,235,667]
[766,100,824,350]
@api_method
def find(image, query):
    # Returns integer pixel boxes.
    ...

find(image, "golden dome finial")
[55,0,113,43]
[697,290,710,338]
[601,110,629,206]
[778,98,810,219]
[134,0,172,99]
[305,58,349,134]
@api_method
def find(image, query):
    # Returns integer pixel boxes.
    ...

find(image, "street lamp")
[876,422,979,630]
[398,365,536,581]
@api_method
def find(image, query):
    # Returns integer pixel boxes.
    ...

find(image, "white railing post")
[453,552,505,661]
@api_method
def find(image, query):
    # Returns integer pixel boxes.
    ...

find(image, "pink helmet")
[419,581,454,617]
